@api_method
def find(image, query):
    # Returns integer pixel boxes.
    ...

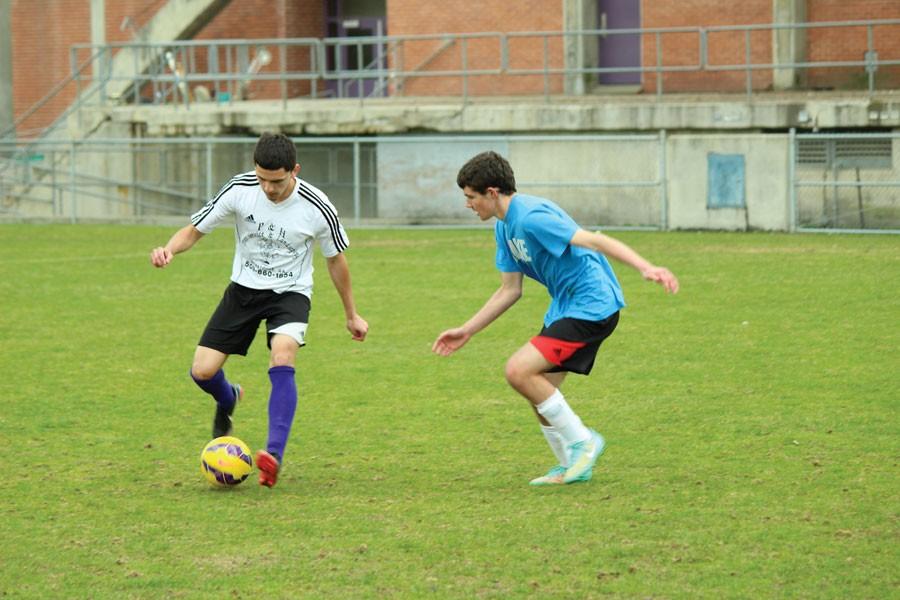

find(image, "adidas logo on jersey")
[244,214,256,223]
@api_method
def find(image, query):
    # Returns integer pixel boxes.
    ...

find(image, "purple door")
[597,0,641,85]
[326,14,387,98]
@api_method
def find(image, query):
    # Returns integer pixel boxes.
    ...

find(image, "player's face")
[256,164,299,203]
[463,186,498,221]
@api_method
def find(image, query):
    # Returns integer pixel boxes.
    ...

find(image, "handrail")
[8,18,900,141]
[64,19,898,100]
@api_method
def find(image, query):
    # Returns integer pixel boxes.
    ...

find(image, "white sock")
[536,389,591,447]
[540,425,569,467]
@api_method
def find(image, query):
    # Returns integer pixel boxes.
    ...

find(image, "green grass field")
[0,224,897,598]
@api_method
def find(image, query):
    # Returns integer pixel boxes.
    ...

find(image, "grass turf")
[0,224,896,598]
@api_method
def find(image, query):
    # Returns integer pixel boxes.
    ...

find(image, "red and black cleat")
[256,450,281,488]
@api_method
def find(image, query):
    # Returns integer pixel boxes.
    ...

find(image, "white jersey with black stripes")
[190,170,348,296]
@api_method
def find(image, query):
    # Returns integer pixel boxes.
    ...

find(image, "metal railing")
[6,19,900,142]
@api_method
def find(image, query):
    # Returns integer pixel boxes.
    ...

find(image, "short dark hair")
[254,132,296,171]
[456,151,517,195]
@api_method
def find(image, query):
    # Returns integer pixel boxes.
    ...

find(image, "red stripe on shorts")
[530,335,587,367]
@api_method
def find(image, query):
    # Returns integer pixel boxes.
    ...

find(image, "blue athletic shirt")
[494,193,625,326]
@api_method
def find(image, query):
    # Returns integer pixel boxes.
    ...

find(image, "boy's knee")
[504,357,526,387]
[190,364,218,381]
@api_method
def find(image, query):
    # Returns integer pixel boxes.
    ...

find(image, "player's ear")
[292,163,301,176]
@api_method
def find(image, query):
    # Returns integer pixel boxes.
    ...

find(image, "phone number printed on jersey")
[244,260,294,279]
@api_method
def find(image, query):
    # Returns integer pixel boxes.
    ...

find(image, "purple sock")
[267,366,297,460]
[191,369,236,410]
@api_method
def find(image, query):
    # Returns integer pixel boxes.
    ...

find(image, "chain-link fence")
[792,131,900,233]
[0,134,665,229]
[4,132,900,232]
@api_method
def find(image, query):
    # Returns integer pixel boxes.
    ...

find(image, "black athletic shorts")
[530,311,620,375]
[198,282,311,356]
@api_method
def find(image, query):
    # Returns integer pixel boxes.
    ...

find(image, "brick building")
[5,0,900,135]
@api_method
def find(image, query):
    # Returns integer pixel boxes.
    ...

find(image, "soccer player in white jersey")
[150,133,369,488]
[432,151,678,485]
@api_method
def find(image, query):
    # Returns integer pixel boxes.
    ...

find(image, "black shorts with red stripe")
[530,311,620,375]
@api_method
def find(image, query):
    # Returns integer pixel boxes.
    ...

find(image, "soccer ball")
[200,436,253,487]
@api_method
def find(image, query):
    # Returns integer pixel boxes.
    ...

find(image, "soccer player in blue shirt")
[432,151,679,485]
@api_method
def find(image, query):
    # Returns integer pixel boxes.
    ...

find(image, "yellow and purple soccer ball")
[200,436,253,487]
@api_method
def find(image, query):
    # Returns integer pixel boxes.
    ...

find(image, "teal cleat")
[563,430,605,483]
[529,465,567,486]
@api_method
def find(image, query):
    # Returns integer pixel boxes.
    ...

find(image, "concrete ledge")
[100,90,900,136]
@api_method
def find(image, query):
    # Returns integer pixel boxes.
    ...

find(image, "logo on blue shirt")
[507,238,531,263]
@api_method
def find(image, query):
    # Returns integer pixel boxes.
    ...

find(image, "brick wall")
[9,0,325,134]
[387,0,563,96]
[192,1,324,99]
[806,0,900,90]
[11,0,91,135]
[8,0,900,135]
[641,0,773,93]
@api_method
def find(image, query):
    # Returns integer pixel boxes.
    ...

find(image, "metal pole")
[867,25,875,95]
[543,35,550,103]
[357,41,364,104]
[831,163,838,227]
[132,47,140,105]
[659,129,668,230]
[352,140,361,225]
[69,141,77,223]
[205,141,213,203]
[461,38,468,104]
[72,47,83,131]
[788,128,796,231]
[745,29,752,100]
[655,32,662,98]
[51,150,58,216]
[280,44,287,109]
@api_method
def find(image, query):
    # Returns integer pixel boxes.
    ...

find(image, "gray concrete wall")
[376,140,508,222]
[772,0,807,90]
[374,133,789,230]
[667,134,790,231]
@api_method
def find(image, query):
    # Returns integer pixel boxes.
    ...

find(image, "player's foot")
[564,430,605,483]
[256,450,281,488]
[212,384,242,438]
[529,465,567,486]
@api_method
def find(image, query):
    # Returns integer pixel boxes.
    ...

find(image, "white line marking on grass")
[7,249,233,264]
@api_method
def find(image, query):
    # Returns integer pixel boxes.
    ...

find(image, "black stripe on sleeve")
[191,173,258,227]
[295,181,348,252]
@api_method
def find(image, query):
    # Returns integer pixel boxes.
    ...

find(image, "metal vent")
[798,137,893,169]
[797,139,828,165]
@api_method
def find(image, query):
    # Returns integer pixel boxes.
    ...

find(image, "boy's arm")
[570,229,679,293]
[325,252,368,341]
[432,271,523,356]
[150,224,204,268]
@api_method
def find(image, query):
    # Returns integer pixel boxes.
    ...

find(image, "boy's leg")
[534,372,570,466]
[190,346,241,438]
[258,334,300,488]
[507,344,591,447]
[507,345,601,484]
